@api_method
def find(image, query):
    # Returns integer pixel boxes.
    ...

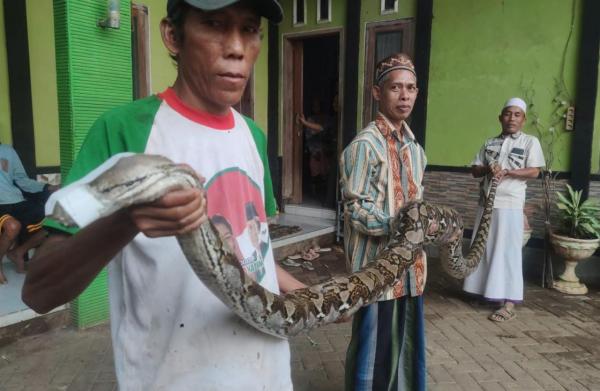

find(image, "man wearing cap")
[463,98,545,322]
[23,1,304,389]
[340,53,427,391]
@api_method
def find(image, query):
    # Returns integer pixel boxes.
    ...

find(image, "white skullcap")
[502,97,527,113]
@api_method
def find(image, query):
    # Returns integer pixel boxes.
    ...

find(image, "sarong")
[345,296,426,391]
[463,207,524,302]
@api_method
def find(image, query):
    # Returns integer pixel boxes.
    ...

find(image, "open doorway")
[282,31,341,211]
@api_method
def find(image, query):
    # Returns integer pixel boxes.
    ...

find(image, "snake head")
[88,154,202,209]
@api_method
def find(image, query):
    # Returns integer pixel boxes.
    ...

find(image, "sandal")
[301,261,315,271]
[302,249,320,261]
[281,258,302,267]
[316,247,331,253]
[488,307,516,322]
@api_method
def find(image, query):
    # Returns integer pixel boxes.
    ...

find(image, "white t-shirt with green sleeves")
[45,89,291,391]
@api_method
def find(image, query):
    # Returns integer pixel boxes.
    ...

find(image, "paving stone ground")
[1,247,600,390]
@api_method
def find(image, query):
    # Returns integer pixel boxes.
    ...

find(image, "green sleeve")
[44,96,162,233]
[244,116,278,217]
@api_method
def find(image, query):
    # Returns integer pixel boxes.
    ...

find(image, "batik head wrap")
[375,53,416,85]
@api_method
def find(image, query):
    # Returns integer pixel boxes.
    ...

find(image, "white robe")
[463,207,524,302]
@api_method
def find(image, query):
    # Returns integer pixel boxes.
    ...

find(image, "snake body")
[49,154,496,339]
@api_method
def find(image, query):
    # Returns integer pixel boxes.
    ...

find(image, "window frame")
[380,0,398,15]
[293,0,307,26]
[317,0,332,24]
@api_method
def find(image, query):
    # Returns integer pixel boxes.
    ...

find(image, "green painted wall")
[357,0,417,126]
[27,0,60,167]
[141,0,177,93]
[0,1,61,166]
[54,0,133,328]
[426,0,582,172]
[253,19,269,132]
[0,4,11,145]
[279,0,346,33]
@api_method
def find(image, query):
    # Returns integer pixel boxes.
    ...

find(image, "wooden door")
[362,19,415,126]
[234,71,254,117]
[282,39,304,204]
[132,4,150,99]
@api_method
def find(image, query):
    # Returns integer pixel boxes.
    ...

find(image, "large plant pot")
[550,232,600,295]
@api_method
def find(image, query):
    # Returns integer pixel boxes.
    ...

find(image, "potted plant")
[550,184,600,294]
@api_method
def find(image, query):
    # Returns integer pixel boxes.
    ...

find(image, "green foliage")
[555,184,600,239]
[522,0,576,172]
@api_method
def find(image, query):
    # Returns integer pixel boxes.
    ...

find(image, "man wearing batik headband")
[340,53,427,391]
[464,98,545,323]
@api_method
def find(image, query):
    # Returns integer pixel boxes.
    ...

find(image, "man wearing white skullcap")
[503,97,527,113]
[463,97,545,322]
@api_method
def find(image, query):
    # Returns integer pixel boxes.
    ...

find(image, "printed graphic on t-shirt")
[508,147,525,168]
[485,141,526,169]
[1,159,7,173]
[205,168,270,283]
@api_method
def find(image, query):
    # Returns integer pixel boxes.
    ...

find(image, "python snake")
[49,154,497,339]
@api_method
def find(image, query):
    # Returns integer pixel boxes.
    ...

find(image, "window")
[293,0,306,26]
[317,0,331,23]
[381,0,398,15]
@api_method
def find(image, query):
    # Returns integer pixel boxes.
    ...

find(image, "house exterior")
[1,0,598,328]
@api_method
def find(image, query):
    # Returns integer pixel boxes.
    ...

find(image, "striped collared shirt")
[340,114,427,299]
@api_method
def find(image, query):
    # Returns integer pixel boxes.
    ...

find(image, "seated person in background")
[0,215,21,284]
[0,143,58,276]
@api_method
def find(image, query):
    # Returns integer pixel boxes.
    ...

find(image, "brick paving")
[1,247,600,390]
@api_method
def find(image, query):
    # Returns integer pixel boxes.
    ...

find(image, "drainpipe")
[341,0,361,149]
[569,0,600,200]
[412,0,433,147]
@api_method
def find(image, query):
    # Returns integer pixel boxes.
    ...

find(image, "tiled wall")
[422,171,600,240]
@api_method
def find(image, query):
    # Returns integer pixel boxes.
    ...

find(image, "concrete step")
[271,211,338,260]
[0,308,70,348]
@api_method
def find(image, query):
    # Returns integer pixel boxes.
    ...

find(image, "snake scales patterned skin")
[49,154,497,339]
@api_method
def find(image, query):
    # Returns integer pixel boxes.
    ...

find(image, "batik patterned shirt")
[340,113,427,300]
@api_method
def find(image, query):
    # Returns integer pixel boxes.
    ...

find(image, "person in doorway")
[297,96,335,200]
[0,215,21,284]
[0,143,58,282]
[340,53,427,391]
[22,1,305,389]
[463,97,545,322]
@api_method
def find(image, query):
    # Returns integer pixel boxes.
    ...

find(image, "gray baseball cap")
[167,0,283,23]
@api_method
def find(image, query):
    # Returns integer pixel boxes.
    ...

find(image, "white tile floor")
[0,257,66,327]
[0,257,29,316]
